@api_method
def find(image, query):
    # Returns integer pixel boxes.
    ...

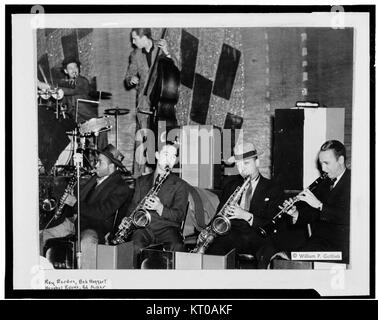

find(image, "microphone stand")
[73,128,83,269]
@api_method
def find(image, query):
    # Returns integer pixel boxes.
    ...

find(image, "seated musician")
[204,141,284,257]
[62,144,132,269]
[257,140,351,268]
[115,142,188,261]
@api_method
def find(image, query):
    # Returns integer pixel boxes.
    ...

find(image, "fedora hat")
[95,144,126,171]
[62,56,81,69]
[228,141,261,163]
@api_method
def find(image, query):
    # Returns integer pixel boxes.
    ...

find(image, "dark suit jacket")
[123,172,189,233]
[60,75,95,122]
[80,170,132,242]
[295,169,351,259]
[217,174,284,229]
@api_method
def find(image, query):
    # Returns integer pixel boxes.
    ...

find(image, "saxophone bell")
[132,208,151,228]
[211,215,232,235]
[41,198,57,212]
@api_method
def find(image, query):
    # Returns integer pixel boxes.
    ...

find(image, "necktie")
[243,183,253,210]
[330,178,337,191]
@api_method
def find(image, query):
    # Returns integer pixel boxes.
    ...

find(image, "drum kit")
[40,87,130,176]
[39,91,131,269]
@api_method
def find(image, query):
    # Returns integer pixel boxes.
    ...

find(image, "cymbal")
[89,91,112,100]
[65,130,81,136]
[137,109,153,115]
[104,107,130,116]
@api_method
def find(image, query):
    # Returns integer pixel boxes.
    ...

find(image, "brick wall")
[241,28,353,177]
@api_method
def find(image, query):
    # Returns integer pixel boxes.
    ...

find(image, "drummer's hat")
[96,144,126,172]
[62,56,81,69]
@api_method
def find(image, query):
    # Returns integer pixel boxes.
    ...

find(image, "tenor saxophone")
[110,167,171,245]
[43,176,77,229]
[192,175,252,254]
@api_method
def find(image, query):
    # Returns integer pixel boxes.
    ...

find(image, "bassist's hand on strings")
[157,39,171,57]
[129,76,139,86]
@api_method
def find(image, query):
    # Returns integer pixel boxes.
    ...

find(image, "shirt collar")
[96,175,110,186]
[142,42,154,55]
[333,168,346,187]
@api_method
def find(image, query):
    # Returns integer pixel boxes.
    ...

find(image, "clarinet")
[258,173,328,237]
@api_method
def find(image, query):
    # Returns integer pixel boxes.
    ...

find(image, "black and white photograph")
[6,3,374,299]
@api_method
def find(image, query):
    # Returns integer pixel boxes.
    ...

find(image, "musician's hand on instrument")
[157,39,170,56]
[145,196,164,216]
[130,76,139,85]
[286,205,299,224]
[227,205,251,222]
[64,194,77,207]
[279,198,295,213]
[297,189,322,209]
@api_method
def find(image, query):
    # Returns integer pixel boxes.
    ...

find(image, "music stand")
[104,107,130,149]
[75,98,100,124]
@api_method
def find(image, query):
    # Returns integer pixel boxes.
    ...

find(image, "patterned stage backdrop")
[163,28,245,130]
[36,27,247,173]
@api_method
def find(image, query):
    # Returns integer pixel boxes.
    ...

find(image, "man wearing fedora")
[59,56,108,151]
[205,140,284,258]
[62,144,132,268]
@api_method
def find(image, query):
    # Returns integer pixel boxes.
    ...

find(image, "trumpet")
[258,173,328,237]
[110,167,171,245]
[58,76,77,89]
[192,175,252,254]
[38,87,65,100]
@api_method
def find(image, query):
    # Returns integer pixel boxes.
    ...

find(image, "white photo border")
[10,7,372,297]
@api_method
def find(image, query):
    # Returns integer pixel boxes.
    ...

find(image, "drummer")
[59,56,108,150]
[58,56,95,123]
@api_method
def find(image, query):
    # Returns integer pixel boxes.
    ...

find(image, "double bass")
[137,28,180,132]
